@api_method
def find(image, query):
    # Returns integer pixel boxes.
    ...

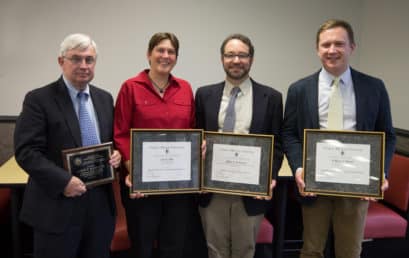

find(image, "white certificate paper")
[315,142,371,185]
[211,143,261,185]
[142,141,191,182]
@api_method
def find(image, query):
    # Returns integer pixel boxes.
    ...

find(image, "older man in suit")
[195,34,283,258]
[14,33,121,258]
[282,19,396,258]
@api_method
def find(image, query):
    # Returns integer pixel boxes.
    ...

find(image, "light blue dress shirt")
[63,76,101,142]
[318,67,357,130]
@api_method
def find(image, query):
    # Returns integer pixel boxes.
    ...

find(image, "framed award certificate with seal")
[131,129,203,195]
[62,142,115,187]
[303,129,385,199]
[202,131,274,198]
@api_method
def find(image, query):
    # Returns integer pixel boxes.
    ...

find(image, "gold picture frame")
[130,129,203,195]
[202,131,274,197]
[303,129,385,199]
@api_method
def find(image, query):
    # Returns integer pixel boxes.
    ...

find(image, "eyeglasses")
[223,53,251,60]
[64,55,96,65]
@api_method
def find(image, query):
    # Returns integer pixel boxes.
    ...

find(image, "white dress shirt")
[218,77,253,134]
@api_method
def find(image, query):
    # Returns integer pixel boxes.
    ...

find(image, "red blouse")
[114,70,195,162]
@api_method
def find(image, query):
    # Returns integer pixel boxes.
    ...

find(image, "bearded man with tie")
[282,19,396,258]
[195,33,283,258]
[14,33,121,258]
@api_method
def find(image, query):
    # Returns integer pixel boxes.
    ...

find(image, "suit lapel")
[207,83,224,130]
[306,73,320,128]
[54,78,82,147]
[90,87,107,142]
[249,81,266,133]
[351,69,365,130]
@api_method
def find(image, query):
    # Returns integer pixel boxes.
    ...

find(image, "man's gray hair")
[59,33,98,57]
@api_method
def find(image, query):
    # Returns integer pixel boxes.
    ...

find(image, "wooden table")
[0,156,28,185]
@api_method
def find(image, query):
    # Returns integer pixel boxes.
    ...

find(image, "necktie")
[327,77,343,130]
[77,92,100,146]
[223,87,241,132]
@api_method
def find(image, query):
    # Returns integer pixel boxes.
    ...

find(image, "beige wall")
[360,0,409,129]
[1,0,408,129]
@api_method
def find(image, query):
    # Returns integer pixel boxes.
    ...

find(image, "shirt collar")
[224,77,251,96]
[319,67,352,87]
[63,75,90,98]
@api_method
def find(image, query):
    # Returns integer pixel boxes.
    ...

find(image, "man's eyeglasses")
[223,53,251,60]
[64,55,96,65]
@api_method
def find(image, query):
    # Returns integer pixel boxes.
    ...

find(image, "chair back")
[384,154,409,212]
[110,177,131,251]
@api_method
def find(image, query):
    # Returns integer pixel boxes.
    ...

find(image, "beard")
[223,64,250,82]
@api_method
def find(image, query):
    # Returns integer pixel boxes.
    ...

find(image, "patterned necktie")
[77,91,99,146]
[327,77,343,130]
[223,87,241,132]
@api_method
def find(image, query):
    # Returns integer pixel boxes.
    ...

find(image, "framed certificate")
[303,129,385,199]
[202,131,274,197]
[62,142,115,187]
[131,129,203,194]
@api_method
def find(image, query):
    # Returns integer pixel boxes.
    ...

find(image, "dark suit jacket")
[282,68,396,202]
[195,79,283,216]
[14,77,116,233]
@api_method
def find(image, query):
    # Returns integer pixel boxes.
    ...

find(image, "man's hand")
[109,150,121,168]
[381,178,389,192]
[295,168,316,197]
[254,179,277,200]
[63,176,86,197]
[363,179,389,201]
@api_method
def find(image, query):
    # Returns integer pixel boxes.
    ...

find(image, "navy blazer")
[14,77,116,233]
[195,79,283,216]
[282,68,396,182]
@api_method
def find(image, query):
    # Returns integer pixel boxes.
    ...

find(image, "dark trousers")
[33,187,115,258]
[121,182,192,258]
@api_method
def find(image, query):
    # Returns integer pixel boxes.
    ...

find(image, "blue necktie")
[223,87,241,132]
[77,92,99,146]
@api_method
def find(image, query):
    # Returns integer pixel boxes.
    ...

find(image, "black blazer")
[195,79,283,216]
[282,69,396,201]
[14,77,116,233]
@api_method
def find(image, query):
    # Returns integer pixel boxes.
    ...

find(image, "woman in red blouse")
[114,33,196,258]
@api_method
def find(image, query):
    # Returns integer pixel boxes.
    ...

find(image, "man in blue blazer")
[282,19,396,258]
[14,34,121,258]
[195,34,283,258]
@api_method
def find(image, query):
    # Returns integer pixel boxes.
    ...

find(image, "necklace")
[149,76,169,93]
